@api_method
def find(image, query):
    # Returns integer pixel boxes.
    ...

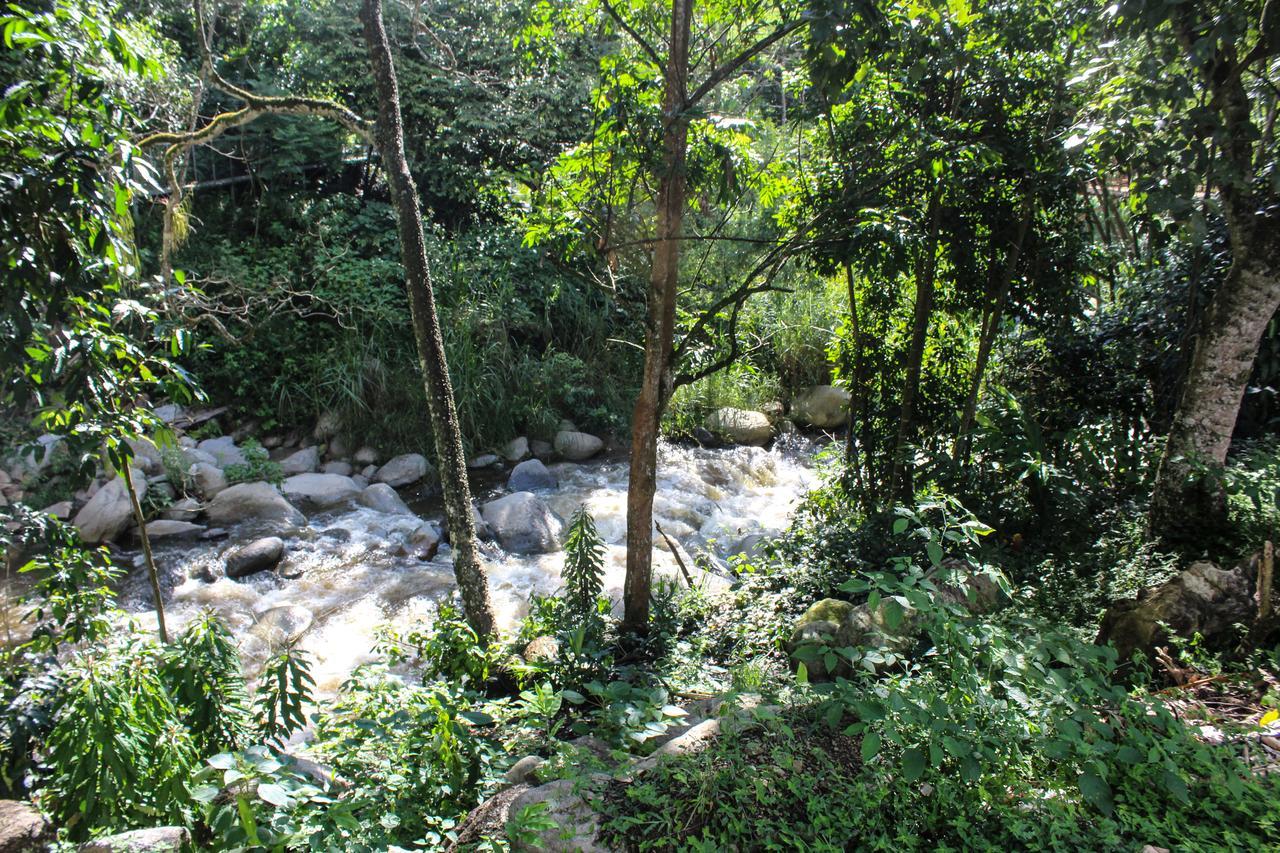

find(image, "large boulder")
[128,437,165,476]
[78,826,189,853]
[554,430,604,461]
[224,536,285,578]
[205,482,306,532]
[16,434,64,478]
[508,459,557,492]
[374,453,435,488]
[787,566,1005,681]
[505,779,610,852]
[196,436,246,469]
[188,462,228,499]
[313,411,341,441]
[358,483,413,516]
[481,492,563,554]
[502,436,531,463]
[141,520,205,540]
[279,446,320,476]
[0,800,51,852]
[704,408,773,446]
[1097,560,1257,663]
[281,473,361,509]
[74,471,145,544]
[789,385,851,429]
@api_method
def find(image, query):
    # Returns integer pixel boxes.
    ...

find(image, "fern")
[562,506,605,628]
[254,644,315,745]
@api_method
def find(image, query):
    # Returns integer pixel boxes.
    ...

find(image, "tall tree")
[602,0,808,635]
[359,0,496,636]
[142,0,497,636]
[1130,0,1280,541]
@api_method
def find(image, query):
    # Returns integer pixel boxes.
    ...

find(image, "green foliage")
[222,438,283,487]
[375,602,503,687]
[162,612,250,755]
[192,746,327,851]
[44,638,197,838]
[254,645,315,746]
[562,506,606,630]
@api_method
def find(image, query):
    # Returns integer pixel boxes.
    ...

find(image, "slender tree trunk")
[956,194,1034,462]
[621,0,693,636]
[124,466,166,643]
[360,0,496,637]
[889,185,942,502]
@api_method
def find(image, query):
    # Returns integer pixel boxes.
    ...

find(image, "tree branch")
[686,16,806,108]
[601,0,665,71]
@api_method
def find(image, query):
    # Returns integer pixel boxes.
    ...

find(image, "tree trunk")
[360,0,496,638]
[1150,24,1280,544]
[956,194,1033,462]
[621,0,693,636]
[1151,255,1280,540]
[124,466,167,643]
[889,185,942,502]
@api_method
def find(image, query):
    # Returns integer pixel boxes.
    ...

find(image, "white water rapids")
[109,438,819,694]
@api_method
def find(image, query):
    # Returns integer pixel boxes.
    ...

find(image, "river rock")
[469,454,501,469]
[530,439,554,461]
[1097,560,1257,663]
[280,446,320,476]
[313,411,341,441]
[359,483,412,516]
[141,520,205,540]
[282,473,361,509]
[320,461,351,476]
[78,826,189,852]
[42,501,72,520]
[505,779,609,852]
[502,437,530,463]
[523,635,560,662]
[189,462,228,499]
[252,605,313,645]
[0,799,51,852]
[789,385,851,429]
[508,459,557,492]
[205,482,306,532]
[354,446,379,465]
[704,408,773,446]
[128,437,165,475]
[375,453,433,488]
[482,492,562,554]
[153,403,183,424]
[18,434,63,477]
[327,436,350,460]
[554,430,603,461]
[74,471,144,544]
[162,497,202,521]
[225,536,285,578]
[197,436,246,469]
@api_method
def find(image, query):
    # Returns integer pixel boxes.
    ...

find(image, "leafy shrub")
[222,438,282,486]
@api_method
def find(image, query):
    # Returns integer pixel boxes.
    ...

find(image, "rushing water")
[99,438,819,694]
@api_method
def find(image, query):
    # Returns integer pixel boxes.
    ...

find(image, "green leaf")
[926,540,943,567]
[257,783,291,808]
[901,747,926,782]
[860,732,881,763]
[892,518,909,535]
[1078,770,1113,815]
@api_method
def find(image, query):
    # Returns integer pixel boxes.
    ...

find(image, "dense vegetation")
[2,0,1280,849]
